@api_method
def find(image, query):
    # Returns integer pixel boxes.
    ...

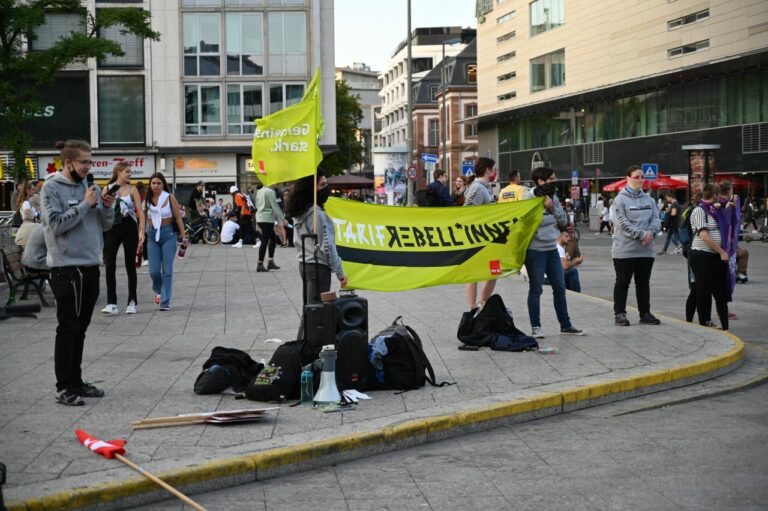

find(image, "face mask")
[317,186,331,206]
[535,182,557,198]
[68,165,84,183]
[627,178,643,191]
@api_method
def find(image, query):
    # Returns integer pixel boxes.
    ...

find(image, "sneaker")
[154,295,161,305]
[671,247,683,255]
[615,313,630,326]
[531,327,544,339]
[561,326,586,336]
[639,313,661,325]
[256,263,268,272]
[76,382,105,398]
[267,260,280,270]
[703,320,719,328]
[657,251,666,255]
[232,240,243,248]
[728,311,738,320]
[158,305,170,312]
[126,301,136,315]
[142,260,149,267]
[55,389,85,406]
[101,304,119,315]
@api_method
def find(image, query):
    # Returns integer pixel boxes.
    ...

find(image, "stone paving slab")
[0,243,743,509]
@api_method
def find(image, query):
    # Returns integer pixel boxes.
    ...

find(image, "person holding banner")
[525,167,585,338]
[463,157,497,310]
[288,170,347,302]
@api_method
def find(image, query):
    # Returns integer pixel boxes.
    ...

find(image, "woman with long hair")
[144,172,186,311]
[100,162,146,315]
[463,157,497,310]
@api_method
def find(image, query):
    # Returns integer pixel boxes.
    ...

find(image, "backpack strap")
[403,325,454,388]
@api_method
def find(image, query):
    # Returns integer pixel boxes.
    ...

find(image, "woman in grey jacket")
[610,165,662,326]
[524,167,585,338]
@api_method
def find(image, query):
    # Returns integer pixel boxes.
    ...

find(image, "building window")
[268,83,305,114]
[183,13,221,76]
[530,48,565,92]
[430,85,439,102]
[227,83,263,135]
[412,57,433,73]
[496,11,516,24]
[268,12,307,75]
[498,71,516,82]
[668,9,709,30]
[226,13,263,75]
[267,0,305,4]
[30,13,85,51]
[225,0,264,5]
[530,0,565,36]
[497,51,516,63]
[185,84,221,135]
[428,119,439,146]
[465,104,478,137]
[497,31,516,43]
[182,0,221,6]
[667,40,709,58]
[498,92,516,101]
[466,64,477,83]
[98,16,143,67]
[98,76,145,144]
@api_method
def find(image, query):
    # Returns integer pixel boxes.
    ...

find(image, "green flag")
[251,68,323,186]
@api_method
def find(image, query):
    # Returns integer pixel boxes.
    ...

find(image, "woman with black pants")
[101,162,145,315]
[255,184,285,272]
[689,184,729,330]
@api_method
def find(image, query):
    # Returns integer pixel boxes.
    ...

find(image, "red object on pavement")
[75,430,126,459]
[602,173,688,193]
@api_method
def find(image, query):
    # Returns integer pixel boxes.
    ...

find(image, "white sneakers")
[126,301,137,314]
[101,304,118,315]
[232,240,243,248]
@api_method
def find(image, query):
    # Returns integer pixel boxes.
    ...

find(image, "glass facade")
[267,12,307,75]
[98,18,143,67]
[226,13,263,75]
[530,0,565,36]
[30,13,85,51]
[183,13,221,76]
[499,68,768,154]
[185,84,222,135]
[268,83,304,114]
[530,49,564,93]
[98,76,145,144]
[227,83,263,134]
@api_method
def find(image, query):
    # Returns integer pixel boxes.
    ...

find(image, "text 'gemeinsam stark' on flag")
[253,124,312,153]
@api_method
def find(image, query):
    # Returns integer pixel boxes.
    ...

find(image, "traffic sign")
[407,166,417,180]
[461,160,475,176]
[580,179,589,189]
[571,170,578,186]
[595,167,601,177]
[641,163,658,180]
[421,153,438,164]
[425,161,435,172]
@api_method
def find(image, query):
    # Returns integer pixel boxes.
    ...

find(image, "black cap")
[196,180,204,186]
[227,210,238,218]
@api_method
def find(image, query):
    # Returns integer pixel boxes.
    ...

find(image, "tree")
[322,79,364,176]
[0,0,160,182]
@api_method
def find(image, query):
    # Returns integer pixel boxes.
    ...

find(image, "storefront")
[161,154,237,205]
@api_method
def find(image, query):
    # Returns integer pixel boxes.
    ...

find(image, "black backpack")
[416,187,438,207]
[245,341,319,402]
[457,294,539,352]
[193,346,263,395]
[369,317,453,391]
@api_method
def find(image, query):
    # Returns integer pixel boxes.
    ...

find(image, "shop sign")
[38,155,155,180]
[168,154,236,181]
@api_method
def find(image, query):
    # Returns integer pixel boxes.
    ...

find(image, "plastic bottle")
[538,347,559,355]
[300,370,314,404]
[178,239,188,258]
[135,244,143,268]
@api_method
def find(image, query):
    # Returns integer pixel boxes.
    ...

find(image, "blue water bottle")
[300,370,313,404]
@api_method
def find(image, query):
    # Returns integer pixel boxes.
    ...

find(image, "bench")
[0,244,50,307]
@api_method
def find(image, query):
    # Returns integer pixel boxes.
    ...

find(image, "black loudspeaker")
[304,302,336,352]
[333,292,369,391]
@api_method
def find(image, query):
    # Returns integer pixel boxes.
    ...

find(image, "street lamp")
[441,38,461,187]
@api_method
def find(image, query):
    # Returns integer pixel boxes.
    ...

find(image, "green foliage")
[322,79,364,177]
[0,0,160,182]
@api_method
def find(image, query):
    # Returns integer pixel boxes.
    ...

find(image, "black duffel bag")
[457,294,538,352]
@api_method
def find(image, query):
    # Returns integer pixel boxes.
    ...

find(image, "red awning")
[603,173,688,193]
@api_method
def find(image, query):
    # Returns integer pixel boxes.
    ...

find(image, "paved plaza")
[0,238,753,510]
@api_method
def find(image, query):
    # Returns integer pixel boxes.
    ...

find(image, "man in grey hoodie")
[41,140,115,406]
[523,167,585,338]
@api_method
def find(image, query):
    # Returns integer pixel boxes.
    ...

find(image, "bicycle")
[179,218,220,245]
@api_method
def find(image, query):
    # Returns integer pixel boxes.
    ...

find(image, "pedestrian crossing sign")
[641,163,658,180]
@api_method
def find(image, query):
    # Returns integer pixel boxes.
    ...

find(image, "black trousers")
[238,215,255,244]
[50,266,100,392]
[689,250,729,330]
[613,257,654,316]
[258,222,278,261]
[103,216,138,305]
[222,230,241,245]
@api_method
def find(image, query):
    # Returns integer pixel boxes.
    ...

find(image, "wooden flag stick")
[114,453,208,511]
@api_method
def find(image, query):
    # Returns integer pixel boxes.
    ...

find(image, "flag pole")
[113,454,208,511]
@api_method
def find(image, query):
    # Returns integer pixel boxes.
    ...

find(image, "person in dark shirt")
[659,192,682,255]
[187,180,206,224]
[426,169,453,206]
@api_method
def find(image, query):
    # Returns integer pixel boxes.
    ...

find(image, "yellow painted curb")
[6,320,745,511]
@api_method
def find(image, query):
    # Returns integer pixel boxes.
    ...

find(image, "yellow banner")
[323,197,544,292]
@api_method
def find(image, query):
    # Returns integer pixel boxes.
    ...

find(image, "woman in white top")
[14,183,41,247]
[101,162,146,315]
[144,172,186,311]
[688,183,729,330]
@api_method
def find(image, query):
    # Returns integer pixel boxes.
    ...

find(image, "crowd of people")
[4,139,760,406]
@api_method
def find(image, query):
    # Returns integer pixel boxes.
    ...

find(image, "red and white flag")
[75,429,126,459]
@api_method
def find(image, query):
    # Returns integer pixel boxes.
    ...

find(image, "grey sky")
[334,0,476,72]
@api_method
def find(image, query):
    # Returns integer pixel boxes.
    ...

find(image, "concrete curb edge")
[7,325,745,511]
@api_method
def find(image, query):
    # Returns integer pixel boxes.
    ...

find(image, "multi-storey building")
[474,0,768,196]
[335,63,380,175]
[372,27,470,204]
[412,39,478,191]
[1,0,335,208]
